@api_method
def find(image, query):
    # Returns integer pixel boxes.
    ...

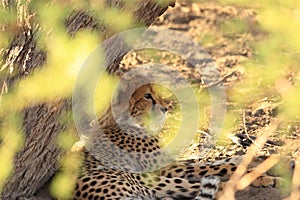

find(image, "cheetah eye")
[144,93,152,100]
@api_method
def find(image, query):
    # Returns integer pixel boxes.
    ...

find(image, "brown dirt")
[119,1,299,200]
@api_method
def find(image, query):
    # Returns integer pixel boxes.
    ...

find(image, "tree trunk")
[0,0,175,199]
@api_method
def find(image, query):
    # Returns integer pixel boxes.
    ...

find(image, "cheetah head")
[97,70,170,130]
[129,84,169,130]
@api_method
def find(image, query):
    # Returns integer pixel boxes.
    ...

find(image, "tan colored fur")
[72,84,288,200]
[96,84,168,128]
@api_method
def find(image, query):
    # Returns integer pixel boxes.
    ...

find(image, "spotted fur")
[73,84,284,200]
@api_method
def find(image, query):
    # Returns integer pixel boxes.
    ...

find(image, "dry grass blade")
[219,119,281,200]
[237,154,279,190]
[201,71,238,89]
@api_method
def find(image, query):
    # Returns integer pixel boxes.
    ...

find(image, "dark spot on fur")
[199,193,213,199]
[180,188,188,192]
[200,165,207,169]
[82,177,91,182]
[142,173,148,178]
[110,185,116,189]
[82,184,88,191]
[103,189,108,193]
[219,168,228,176]
[191,185,201,189]
[174,178,182,184]
[166,190,175,195]
[95,188,101,193]
[89,188,95,193]
[76,191,81,197]
[158,183,166,187]
[199,170,208,176]
[175,168,184,173]
[102,180,108,185]
[97,175,105,179]
[186,170,195,174]
[231,166,237,171]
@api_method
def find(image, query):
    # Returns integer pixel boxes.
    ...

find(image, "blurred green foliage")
[219,0,300,117]
[0,0,126,197]
[0,0,299,198]
[217,0,300,194]
[0,114,23,192]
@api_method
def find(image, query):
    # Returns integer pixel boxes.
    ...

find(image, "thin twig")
[219,119,281,200]
[201,71,238,89]
[236,154,280,190]
[196,129,210,136]
[0,81,8,106]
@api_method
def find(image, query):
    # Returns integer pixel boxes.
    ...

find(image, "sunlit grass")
[220,18,248,34]
[200,33,219,47]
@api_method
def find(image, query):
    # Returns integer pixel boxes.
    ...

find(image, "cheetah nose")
[160,107,168,113]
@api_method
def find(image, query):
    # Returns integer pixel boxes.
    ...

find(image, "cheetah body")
[73,83,282,200]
